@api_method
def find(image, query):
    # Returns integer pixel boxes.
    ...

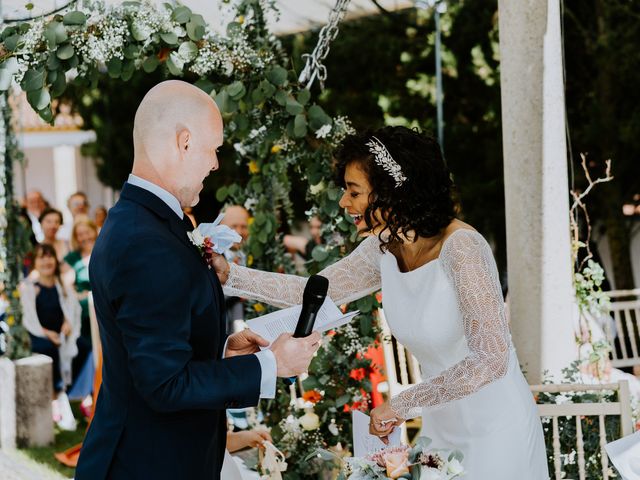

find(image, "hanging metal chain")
[299,0,352,90]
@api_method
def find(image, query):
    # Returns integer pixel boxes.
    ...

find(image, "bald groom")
[75,81,320,480]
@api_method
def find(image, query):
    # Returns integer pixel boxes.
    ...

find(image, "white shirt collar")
[127,174,184,219]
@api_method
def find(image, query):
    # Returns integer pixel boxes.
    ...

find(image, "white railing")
[603,289,640,368]
[530,381,633,480]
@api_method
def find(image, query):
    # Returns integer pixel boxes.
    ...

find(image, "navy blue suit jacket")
[76,183,262,480]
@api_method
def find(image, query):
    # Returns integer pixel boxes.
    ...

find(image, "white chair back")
[603,289,640,368]
[530,381,634,480]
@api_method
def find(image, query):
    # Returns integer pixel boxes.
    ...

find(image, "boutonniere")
[187,213,242,268]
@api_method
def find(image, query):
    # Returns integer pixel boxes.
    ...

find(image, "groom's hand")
[225,329,270,357]
[270,332,322,378]
[210,253,230,284]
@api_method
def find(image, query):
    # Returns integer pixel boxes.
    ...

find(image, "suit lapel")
[120,182,222,298]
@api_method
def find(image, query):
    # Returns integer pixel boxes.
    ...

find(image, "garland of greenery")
[0,1,379,476]
[0,92,31,360]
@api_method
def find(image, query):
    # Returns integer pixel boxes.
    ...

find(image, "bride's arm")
[389,230,511,420]
[223,235,383,308]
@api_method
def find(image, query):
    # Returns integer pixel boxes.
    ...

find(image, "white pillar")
[53,145,78,223]
[498,0,576,382]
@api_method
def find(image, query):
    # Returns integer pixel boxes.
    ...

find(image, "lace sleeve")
[389,229,511,419]
[223,235,383,308]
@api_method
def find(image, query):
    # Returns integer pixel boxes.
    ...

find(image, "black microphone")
[284,274,329,385]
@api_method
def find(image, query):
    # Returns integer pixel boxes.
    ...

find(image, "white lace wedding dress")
[225,229,549,479]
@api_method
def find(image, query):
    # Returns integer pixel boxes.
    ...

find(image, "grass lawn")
[21,400,89,478]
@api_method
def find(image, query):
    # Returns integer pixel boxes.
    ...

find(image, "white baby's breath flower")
[315,124,332,139]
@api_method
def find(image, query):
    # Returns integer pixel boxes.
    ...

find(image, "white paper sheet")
[352,410,402,458]
[245,297,358,347]
[605,430,640,480]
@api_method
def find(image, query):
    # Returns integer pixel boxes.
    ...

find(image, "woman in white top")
[215,126,549,479]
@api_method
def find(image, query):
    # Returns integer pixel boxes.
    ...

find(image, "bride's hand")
[211,253,231,284]
[369,402,404,444]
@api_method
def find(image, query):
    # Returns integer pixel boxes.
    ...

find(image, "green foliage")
[563,0,640,289]
[284,4,508,273]
[0,94,32,360]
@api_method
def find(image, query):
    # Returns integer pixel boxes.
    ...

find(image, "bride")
[215,126,549,479]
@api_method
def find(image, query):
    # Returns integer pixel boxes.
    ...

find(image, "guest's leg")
[29,334,63,395]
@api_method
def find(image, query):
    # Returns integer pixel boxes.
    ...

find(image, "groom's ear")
[177,128,191,154]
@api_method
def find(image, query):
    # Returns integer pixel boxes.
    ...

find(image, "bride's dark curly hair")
[335,126,456,251]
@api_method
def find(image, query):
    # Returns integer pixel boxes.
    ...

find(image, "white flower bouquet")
[314,437,465,480]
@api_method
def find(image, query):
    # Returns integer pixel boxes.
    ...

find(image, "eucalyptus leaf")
[27,88,51,111]
[226,22,242,37]
[251,88,264,104]
[190,14,206,26]
[335,394,351,408]
[22,68,45,91]
[62,11,87,26]
[177,41,198,62]
[171,5,192,24]
[56,44,75,60]
[45,55,60,71]
[107,58,122,78]
[311,245,329,262]
[39,105,54,123]
[194,78,215,94]
[297,88,311,105]
[0,57,19,91]
[216,186,228,202]
[186,21,205,41]
[308,104,332,130]
[293,113,307,138]
[1,27,17,41]
[259,80,276,98]
[68,54,79,69]
[142,55,159,73]
[121,60,135,81]
[166,53,184,75]
[44,21,67,49]
[123,44,139,60]
[4,34,21,51]
[274,90,287,106]
[266,66,288,86]
[285,97,304,116]
[227,81,245,100]
[160,32,178,45]
[235,114,249,132]
[51,72,66,98]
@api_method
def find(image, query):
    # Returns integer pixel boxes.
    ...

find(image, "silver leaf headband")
[365,136,407,187]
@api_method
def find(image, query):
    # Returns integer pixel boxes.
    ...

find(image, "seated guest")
[64,218,98,344]
[39,208,69,261]
[57,192,90,242]
[24,190,47,243]
[19,244,90,418]
[94,206,108,231]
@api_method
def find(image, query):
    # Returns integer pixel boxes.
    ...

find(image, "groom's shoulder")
[95,198,170,259]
